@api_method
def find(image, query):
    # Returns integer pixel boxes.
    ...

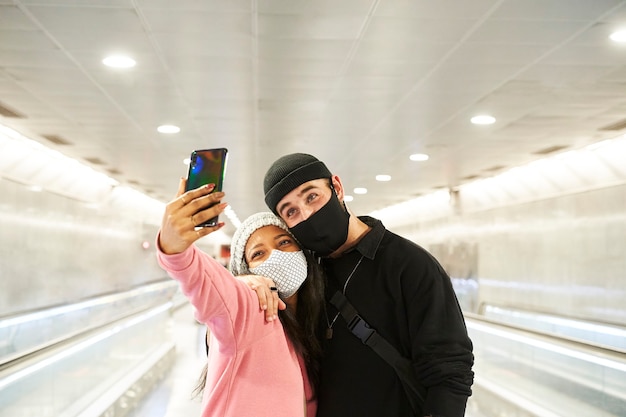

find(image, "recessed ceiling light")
[29,185,43,192]
[354,187,367,195]
[344,195,354,202]
[610,30,626,43]
[158,125,181,134]
[409,153,429,161]
[471,115,496,125]
[102,55,136,68]
[376,174,391,182]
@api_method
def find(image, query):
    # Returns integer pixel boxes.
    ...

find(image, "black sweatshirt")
[316,216,474,417]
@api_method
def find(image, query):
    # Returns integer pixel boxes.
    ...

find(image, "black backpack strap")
[330,290,425,415]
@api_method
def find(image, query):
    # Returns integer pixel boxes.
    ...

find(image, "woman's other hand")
[158,178,227,254]
[238,274,287,321]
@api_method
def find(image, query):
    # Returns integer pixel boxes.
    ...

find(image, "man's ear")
[330,175,344,200]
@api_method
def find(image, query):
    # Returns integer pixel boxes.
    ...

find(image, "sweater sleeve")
[156,238,268,352]
[403,246,475,417]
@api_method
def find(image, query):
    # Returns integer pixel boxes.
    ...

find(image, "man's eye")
[306,193,318,203]
[285,207,297,218]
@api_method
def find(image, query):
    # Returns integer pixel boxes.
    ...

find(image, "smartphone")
[185,148,228,227]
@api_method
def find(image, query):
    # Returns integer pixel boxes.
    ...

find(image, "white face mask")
[249,250,308,298]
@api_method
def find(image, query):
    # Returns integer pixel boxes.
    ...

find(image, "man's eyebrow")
[277,184,319,215]
[276,197,290,216]
[298,184,317,195]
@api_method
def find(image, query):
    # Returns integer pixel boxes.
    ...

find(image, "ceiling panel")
[258,0,375,16]
[137,0,250,12]
[490,0,625,20]
[1,0,625,233]
[259,15,367,39]
[25,6,143,33]
[0,5,34,28]
[364,16,481,42]
[20,0,133,5]
[373,0,500,19]
[143,10,252,35]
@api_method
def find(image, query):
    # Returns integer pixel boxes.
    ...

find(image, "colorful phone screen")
[185,148,228,227]
[185,148,228,192]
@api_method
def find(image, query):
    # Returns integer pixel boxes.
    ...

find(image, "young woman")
[157,181,324,417]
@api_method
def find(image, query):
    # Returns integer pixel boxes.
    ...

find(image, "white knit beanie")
[229,212,294,276]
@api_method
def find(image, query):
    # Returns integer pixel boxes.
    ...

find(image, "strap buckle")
[347,315,376,344]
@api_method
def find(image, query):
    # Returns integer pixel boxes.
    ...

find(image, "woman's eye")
[278,238,293,247]
[249,250,263,260]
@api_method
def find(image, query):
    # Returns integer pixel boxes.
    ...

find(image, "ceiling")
[2,0,626,235]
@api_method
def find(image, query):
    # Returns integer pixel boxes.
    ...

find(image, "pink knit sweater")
[157,243,316,417]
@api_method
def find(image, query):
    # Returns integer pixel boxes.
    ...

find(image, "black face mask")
[289,191,350,256]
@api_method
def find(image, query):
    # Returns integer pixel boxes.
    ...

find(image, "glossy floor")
[128,304,205,417]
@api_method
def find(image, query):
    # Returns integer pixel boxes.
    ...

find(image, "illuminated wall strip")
[0,123,242,229]
[474,376,563,417]
[0,281,176,329]
[467,320,626,373]
[0,303,172,391]
[485,305,626,337]
[0,124,117,203]
[372,134,626,227]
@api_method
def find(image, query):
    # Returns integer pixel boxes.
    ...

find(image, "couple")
[157,153,474,417]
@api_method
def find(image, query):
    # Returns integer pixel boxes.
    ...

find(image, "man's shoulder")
[381,227,426,253]
[358,215,436,262]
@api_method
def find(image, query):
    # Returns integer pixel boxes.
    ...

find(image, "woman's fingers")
[178,183,217,209]
[266,285,288,320]
[189,202,227,227]
[257,276,287,321]
[239,275,288,322]
[248,275,272,316]
[194,222,225,238]
[175,177,186,198]
[159,183,226,254]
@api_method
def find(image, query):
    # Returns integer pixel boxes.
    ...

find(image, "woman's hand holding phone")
[158,178,227,255]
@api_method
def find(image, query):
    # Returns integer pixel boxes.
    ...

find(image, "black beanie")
[264,153,332,214]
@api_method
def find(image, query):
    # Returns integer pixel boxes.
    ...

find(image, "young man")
[263,153,474,417]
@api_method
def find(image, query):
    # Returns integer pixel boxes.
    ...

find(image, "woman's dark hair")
[277,249,325,395]
[193,249,325,399]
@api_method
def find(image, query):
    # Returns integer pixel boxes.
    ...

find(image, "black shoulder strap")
[329,290,425,415]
